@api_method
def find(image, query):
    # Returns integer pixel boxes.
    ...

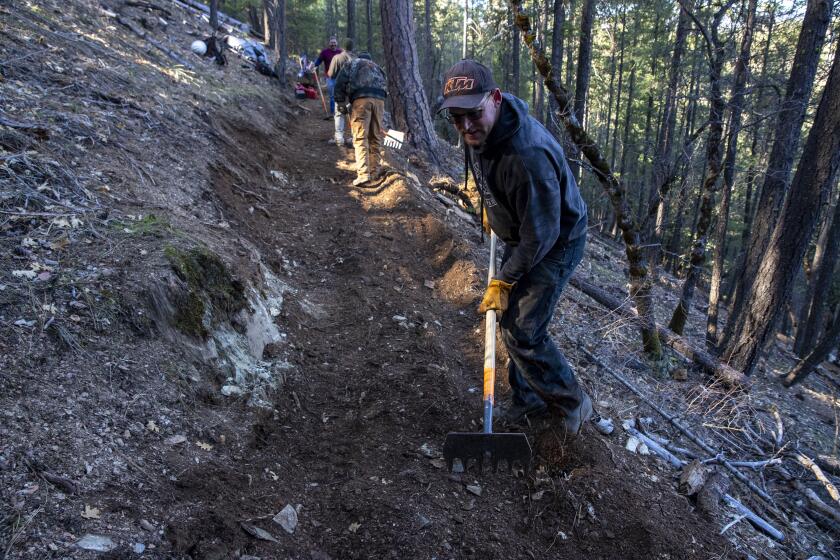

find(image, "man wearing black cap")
[439,59,592,435]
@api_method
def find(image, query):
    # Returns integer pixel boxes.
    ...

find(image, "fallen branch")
[794,453,840,504]
[579,345,775,505]
[793,480,840,526]
[723,494,785,541]
[815,454,840,477]
[623,421,685,468]
[570,274,749,388]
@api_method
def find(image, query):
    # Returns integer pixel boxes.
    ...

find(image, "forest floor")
[1,1,839,559]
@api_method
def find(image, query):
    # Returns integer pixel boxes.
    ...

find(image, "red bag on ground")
[305,86,317,99]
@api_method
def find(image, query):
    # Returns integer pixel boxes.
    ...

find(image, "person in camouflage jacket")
[334,52,388,186]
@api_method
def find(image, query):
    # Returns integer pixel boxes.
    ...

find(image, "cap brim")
[438,92,488,112]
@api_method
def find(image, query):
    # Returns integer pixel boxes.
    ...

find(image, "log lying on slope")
[569,274,749,388]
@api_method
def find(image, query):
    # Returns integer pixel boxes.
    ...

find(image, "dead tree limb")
[507,0,662,360]
[795,453,840,504]
[579,346,775,506]
[570,275,748,387]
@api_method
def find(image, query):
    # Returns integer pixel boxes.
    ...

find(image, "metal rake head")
[442,432,532,473]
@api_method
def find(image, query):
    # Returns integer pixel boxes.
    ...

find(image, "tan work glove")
[482,207,491,234]
[478,279,515,314]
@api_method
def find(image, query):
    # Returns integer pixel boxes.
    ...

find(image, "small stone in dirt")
[466,485,482,497]
[133,543,145,554]
[76,535,116,552]
[419,443,439,459]
[429,458,446,469]
[462,499,475,511]
[423,280,435,289]
[221,385,244,396]
[414,513,431,531]
[140,519,155,532]
[392,315,407,322]
[165,434,187,445]
[451,459,464,473]
[241,522,279,543]
[273,504,298,534]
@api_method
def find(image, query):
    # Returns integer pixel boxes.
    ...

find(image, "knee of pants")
[500,323,542,353]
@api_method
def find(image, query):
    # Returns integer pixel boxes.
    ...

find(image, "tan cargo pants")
[349,97,385,180]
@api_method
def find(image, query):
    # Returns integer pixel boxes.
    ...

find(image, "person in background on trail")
[333,52,388,187]
[310,36,342,117]
[327,39,356,147]
[438,59,593,436]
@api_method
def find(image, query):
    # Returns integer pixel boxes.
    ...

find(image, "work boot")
[493,400,549,428]
[352,175,370,187]
[561,391,593,436]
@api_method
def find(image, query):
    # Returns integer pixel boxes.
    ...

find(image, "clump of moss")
[164,245,246,338]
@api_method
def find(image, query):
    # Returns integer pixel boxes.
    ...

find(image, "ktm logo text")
[444,77,475,95]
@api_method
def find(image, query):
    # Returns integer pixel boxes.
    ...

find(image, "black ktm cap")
[439,59,498,112]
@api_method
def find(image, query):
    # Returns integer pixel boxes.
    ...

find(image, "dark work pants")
[500,234,586,418]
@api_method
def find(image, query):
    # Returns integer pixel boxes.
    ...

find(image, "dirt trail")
[156,107,734,559]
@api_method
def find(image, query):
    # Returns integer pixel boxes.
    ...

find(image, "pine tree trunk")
[707,0,757,346]
[795,196,840,356]
[209,0,219,31]
[609,8,626,172]
[366,0,373,53]
[262,1,274,49]
[569,0,595,181]
[784,311,840,387]
[730,3,774,296]
[564,0,576,87]
[512,20,521,98]
[380,0,439,161]
[422,0,433,97]
[645,4,689,247]
[272,0,286,79]
[722,40,840,376]
[603,15,618,159]
[347,0,356,45]
[509,0,662,359]
[548,0,566,139]
[721,0,834,350]
[668,1,732,335]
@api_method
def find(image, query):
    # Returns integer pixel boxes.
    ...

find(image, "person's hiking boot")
[352,175,370,187]
[561,391,593,436]
[493,400,549,428]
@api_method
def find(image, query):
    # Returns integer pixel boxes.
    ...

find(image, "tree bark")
[366,0,373,53]
[645,4,689,248]
[347,0,356,45]
[512,16,521,98]
[706,0,757,346]
[795,195,840,356]
[722,39,840,376]
[609,8,626,172]
[548,0,566,139]
[422,0,433,97]
[380,0,439,161]
[569,0,595,181]
[784,310,840,387]
[209,0,219,30]
[668,0,733,335]
[272,0,286,79]
[603,14,618,159]
[508,0,662,359]
[721,0,834,351]
[262,0,273,49]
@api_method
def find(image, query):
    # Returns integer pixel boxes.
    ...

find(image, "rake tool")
[443,232,532,473]
[313,67,328,114]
